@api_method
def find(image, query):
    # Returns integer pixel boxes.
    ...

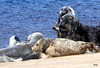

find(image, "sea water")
[0,0,99,48]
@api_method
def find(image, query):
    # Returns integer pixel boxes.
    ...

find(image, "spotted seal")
[46,38,97,57]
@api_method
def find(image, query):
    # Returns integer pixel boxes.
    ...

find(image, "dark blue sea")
[0,0,100,48]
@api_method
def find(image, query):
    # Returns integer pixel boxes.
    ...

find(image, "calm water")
[0,0,100,48]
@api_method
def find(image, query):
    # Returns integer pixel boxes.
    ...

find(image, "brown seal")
[46,38,97,57]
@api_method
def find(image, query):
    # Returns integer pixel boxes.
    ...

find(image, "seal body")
[46,38,97,57]
[0,44,33,58]
[0,32,45,59]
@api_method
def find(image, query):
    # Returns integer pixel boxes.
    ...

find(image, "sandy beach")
[0,53,100,68]
[0,0,99,68]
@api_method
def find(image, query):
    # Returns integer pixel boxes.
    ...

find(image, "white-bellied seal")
[46,38,97,57]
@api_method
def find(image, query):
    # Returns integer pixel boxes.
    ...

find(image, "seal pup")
[53,6,75,32]
[46,38,97,57]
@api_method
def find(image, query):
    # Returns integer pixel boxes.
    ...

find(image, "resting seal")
[0,32,45,59]
[46,38,97,57]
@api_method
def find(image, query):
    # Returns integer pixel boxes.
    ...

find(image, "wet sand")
[0,53,100,68]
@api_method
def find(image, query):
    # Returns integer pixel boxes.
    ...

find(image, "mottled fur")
[46,38,97,57]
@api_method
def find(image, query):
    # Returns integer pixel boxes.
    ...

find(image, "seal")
[22,52,42,61]
[9,35,21,47]
[27,32,44,45]
[22,52,47,61]
[57,13,100,52]
[58,6,75,24]
[31,38,45,52]
[53,6,75,32]
[42,38,54,53]
[0,32,45,59]
[46,38,97,57]
[27,32,45,52]
[0,54,16,63]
